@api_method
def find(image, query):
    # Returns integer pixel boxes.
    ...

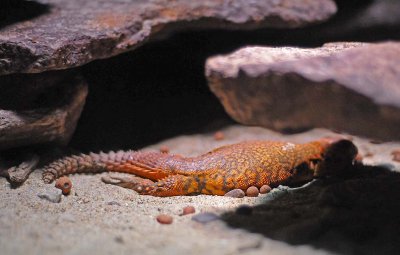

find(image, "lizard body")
[42,139,354,196]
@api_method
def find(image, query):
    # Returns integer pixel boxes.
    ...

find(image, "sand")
[1,125,399,255]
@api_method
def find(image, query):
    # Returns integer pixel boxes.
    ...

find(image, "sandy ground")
[1,125,399,255]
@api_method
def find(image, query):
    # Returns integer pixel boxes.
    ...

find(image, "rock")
[206,42,400,141]
[213,131,225,141]
[181,206,196,216]
[246,186,259,197]
[0,72,88,150]
[55,176,72,195]
[159,145,170,154]
[224,189,245,198]
[114,236,124,244]
[192,212,219,223]
[260,185,272,194]
[38,189,62,203]
[0,153,39,185]
[156,214,173,224]
[0,0,337,76]
[391,150,400,162]
[106,201,121,206]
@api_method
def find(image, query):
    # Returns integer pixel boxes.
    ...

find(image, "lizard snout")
[314,139,358,178]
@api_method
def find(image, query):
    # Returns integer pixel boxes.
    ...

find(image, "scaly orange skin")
[42,140,331,196]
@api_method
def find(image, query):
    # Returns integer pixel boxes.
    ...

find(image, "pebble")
[55,176,72,195]
[224,189,245,198]
[159,145,170,154]
[259,185,271,194]
[107,201,121,206]
[191,212,219,223]
[235,205,253,215]
[182,206,196,215]
[156,214,173,224]
[246,186,259,197]
[114,236,124,244]
[38,189,62,203]
[391,150,400,162]
[213,131,225,141]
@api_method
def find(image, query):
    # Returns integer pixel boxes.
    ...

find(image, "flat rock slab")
[0,0,337,76]
[206,42,400,141]
[0,72,88,149]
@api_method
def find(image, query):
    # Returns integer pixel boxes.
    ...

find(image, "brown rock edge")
[0,73,88,150]
[206,42,400,141]
[0,0,336,76]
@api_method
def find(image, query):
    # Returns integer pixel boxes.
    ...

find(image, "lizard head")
[314,138,358,178]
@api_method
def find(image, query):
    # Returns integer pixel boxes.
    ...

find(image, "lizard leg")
[101,173,155,188]
[102,174,209,197]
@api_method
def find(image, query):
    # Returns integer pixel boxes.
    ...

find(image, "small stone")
[259,185,272,194]
[114,236,124,244]
[224,189,245,198]
[213,131,225,141]
[182,206,196,215]
[159,145,169,154]
[246,186,259,197]
[236,205,253,215]
[192,212,219,223]
[38,189,62,203]
[55,176,72,195]
[156,214,173,224]
[107,201,121,206]
[391,150,400,162]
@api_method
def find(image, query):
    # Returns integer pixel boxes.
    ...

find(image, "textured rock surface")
[206,42,400,141]
[0,0,337,76]
[0,72,88,150]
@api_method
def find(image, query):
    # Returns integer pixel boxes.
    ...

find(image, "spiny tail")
[42,150,133,183]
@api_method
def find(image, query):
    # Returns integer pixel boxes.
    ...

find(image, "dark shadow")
[0,0,50,29]
[0,70,79,110]
[222,165,400,255]
[71,25,329,152]
[71,36,236,151]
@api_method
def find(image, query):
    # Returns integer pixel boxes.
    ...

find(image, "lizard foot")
[102,173,195,196]
[101,173,155,190]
